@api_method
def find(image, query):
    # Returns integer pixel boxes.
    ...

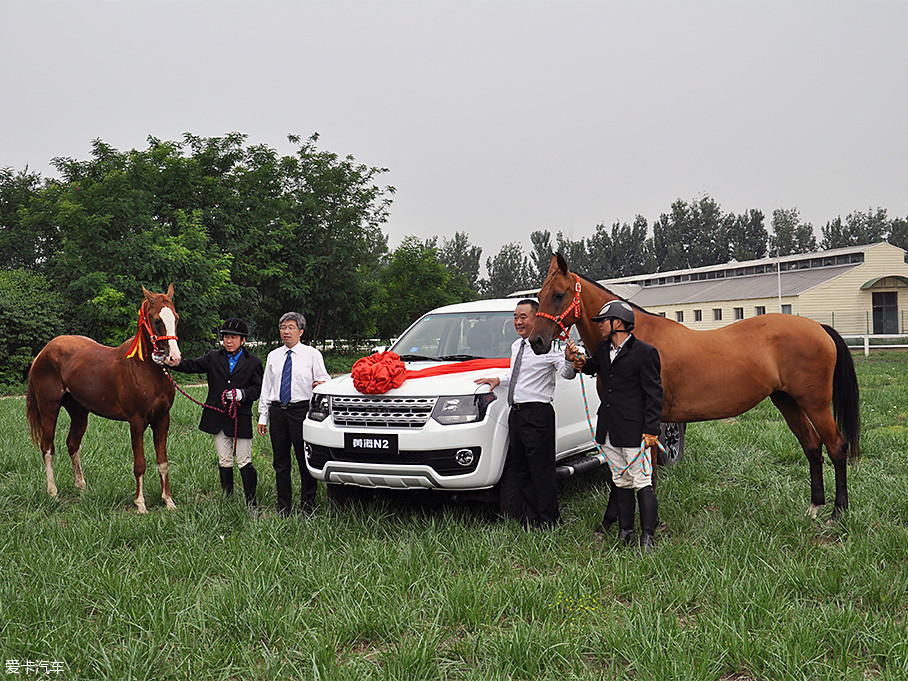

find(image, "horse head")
[530,252,581,355]
[142,283,182,366]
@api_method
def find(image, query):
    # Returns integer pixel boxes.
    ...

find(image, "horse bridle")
[138,301,178,357]
[535,274,582,341]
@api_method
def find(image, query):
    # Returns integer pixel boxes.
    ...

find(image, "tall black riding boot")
[638,485,659,554]
[616,486,637,547]
[594,477,619,536]
[240,463,258,508]
[219,466,234,498]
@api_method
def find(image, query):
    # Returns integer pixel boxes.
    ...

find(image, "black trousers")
[269,402,315,515]
[507,402,559,527]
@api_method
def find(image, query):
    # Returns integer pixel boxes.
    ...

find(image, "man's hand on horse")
[643,434,659,448]
[257,424,267,436]
[474,377,500,389]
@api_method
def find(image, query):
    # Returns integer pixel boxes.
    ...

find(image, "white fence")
[841,334,908,356]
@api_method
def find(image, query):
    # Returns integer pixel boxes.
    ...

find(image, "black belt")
[511,401,548,411]
[274,401,310,411]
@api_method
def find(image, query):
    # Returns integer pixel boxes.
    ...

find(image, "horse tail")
[26,362,43,448]
[822,324,860,462]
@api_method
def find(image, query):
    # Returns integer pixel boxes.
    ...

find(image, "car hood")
[317,361,509,397]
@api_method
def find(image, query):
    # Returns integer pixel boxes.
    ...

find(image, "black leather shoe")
[639,533,656,554]
[617,528,637,546]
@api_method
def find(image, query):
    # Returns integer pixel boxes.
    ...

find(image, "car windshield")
[391,311,519,360]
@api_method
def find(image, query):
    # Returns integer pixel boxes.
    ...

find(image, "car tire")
[657,422,685,466]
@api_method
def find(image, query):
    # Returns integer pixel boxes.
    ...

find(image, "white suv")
[303,298,683,514]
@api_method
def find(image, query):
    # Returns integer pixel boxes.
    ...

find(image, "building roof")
[623,264,856,307]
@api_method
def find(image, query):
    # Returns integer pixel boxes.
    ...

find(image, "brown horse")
[532,254,860,519]
[26,285,182,513]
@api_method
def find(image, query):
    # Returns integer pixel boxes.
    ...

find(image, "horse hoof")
[806,504,822,519]
[48,486,58,498]
[135,501,148,514]
[165,499,177,510]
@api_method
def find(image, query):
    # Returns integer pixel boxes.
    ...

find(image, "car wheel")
[657,422,685,466]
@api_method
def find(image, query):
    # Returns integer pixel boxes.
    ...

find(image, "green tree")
[771,208,817,256]
[888,216,908,251]
[554,232,588,276]
[370,237,472,340]
[0,167,58,271]
[483,242,532,298]
[588,216,656,278]
[40,139,236,352]
[0,269,65,389]
[726,208,768,261]
[437,231,482,294]
[528,230,553,283]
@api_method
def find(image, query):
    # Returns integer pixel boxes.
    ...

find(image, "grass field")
[1,353,906,680]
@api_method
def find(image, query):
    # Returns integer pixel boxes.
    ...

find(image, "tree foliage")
[0,269,65,389]
[370,237,473,340]
[483,242,533,298]
[435,231,483,294]
[0,133,393,354]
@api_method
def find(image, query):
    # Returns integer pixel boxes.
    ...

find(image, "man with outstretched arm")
[475,299,580,529]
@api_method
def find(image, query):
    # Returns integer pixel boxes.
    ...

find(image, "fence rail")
[841,334,908,356]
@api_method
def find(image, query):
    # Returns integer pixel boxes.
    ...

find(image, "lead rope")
[163,368,240,459]
[579,372,664,478]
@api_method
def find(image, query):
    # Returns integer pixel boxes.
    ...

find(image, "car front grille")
[331,396,437,428]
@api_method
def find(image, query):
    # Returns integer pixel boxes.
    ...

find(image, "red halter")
[125,301,178,360]
[535,274,582,341]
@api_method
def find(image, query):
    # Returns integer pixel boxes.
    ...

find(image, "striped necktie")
[279,349,293,405]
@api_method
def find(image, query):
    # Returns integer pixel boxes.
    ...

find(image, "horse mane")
[573,271,654,317]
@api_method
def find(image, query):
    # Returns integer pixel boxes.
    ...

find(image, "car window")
[392,311,518,360]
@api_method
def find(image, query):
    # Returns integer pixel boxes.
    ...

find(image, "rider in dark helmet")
[171,317,263,508]
[572,300,663,553]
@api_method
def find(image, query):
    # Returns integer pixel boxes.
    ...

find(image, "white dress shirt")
[498,338,576,404]
[258,342,330,424]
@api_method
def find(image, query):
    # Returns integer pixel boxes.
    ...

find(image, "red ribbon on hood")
[351,351,510,395]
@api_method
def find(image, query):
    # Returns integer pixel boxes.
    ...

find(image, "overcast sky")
[2,0,906,265]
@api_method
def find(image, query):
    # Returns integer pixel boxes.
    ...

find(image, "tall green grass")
[1,353,906,680]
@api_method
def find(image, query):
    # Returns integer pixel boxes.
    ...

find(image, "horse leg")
[38,397,63,498]
[129,421,148,514]
[769,392,825,518]
[802,405,849,520]
[62,396,89,491]
[151,414,176,510]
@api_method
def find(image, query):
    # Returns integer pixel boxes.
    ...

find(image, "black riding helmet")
[590,301,635,330]
[219,317,249,338]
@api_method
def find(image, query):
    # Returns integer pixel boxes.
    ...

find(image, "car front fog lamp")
[431,393,496,425]
[308,394,330,422]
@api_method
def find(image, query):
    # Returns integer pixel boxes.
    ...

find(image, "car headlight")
[308,394,330,422]
[431,393,496,425]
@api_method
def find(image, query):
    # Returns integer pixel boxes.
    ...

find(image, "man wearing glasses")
[258,312,330,517]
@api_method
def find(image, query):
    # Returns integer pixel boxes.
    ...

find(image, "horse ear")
[555,251,568,275]
[166,282,174,300]
[142,286,155,307]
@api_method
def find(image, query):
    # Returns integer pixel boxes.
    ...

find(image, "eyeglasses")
[279,324,300,331]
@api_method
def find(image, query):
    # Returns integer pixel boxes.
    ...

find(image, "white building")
[599,242,908,334]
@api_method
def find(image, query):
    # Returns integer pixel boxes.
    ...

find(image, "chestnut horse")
[26,285,182,513]
[533,254,860,519]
